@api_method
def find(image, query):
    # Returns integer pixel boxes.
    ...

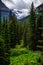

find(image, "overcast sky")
[2,0,43,9]
[2,0,43,19]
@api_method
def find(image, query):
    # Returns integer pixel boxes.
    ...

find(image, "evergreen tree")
[23,21,28,47]
[19,22,23,41]
[36,16,41,40]
[29,2,36,50]
[24,30,27,47]
[4,18,10,65]
[0,10,2,35]
[16,22,20,44]
[0,36,5,65]
[36,15,43,46]
[9,12,17,48]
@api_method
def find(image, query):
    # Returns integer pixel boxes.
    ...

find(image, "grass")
[10,48,41,65]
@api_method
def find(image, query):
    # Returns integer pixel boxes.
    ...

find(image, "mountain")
[12,9,30,19]
[36,3,43,13]
[13,3,43,20]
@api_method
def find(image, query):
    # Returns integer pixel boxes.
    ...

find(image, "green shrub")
[10,48,28,56]
[10,49,41,65]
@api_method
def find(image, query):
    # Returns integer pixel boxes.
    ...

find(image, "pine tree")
[0,16,10,65]
[23,21,28,47]
[24,30,27,47]
[29,2,36,50]
[36,16,41,40]
[4,18,10,65]
[9,12,17,48]
[36,15,43,46]
[0,36,5,65]
[0,10,2,35]
[16,22,20,44]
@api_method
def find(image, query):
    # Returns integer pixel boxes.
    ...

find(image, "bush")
[10,48,28,56]
[10,50,41,65]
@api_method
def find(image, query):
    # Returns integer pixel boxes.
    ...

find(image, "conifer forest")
[0,2,43,65]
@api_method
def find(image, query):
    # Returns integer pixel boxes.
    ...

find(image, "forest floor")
[10,47,43,65]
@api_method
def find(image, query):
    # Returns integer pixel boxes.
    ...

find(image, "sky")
[2,0,43,9]
[2,0,43,19]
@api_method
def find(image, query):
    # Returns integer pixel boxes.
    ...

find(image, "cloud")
[2,0,42,9]
[40,0,43,3]
[2,0,43,19]
[2,0,15,9]
[23,0,41,7]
